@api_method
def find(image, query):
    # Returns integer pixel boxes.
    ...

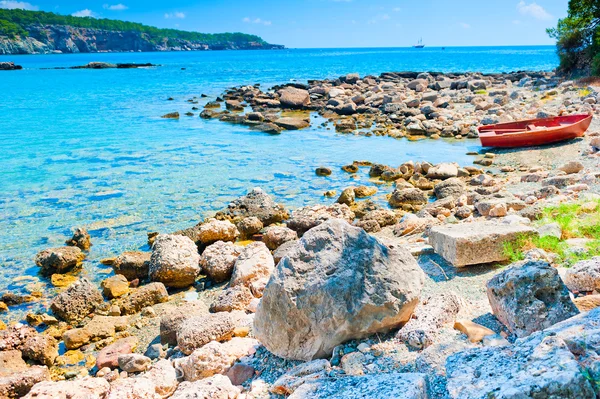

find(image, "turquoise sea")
[0,46,558,316]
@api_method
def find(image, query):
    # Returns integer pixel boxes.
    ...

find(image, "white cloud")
[460,22,471,29]
[242,17,272,26]
[164,11,185,19]
[517,1,552,20]
[0,1,38,10]
[393,7,401,12]
[103,3,128,10]
[72,9,94,17]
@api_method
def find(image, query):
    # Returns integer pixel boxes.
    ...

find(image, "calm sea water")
[0,46,558,317]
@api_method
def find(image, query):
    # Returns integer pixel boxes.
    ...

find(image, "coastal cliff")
[0,9,283,55]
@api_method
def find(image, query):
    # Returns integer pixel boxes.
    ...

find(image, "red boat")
[478,114,593,148]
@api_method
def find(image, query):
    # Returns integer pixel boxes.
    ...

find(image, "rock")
[118,354,152,373]
[215,188,289,225]
[65,227,91,250]
[96,336,138,369]
[50,278,103,323]
[271,359,330,395]
[144,343,165,360]
[23,377,110,399]
[279,87,310,109]
[0,62,23,70]
[564,257,600,292]
[453,320,495,343]
[120,282,169,315]
[287,204,355,235]
[542,174,582,189]
[388,188,428,209]
[433,178,465,199]
[170,375,240,399]
[315,167,332,176]
[159,302,209,346]
[361,209,398,228]
[396,293,462,349]
[487,261,579,337]
[198,219,239,245]
[210,285,254,312]
[101,275,129,299]
[537,222,562,239]
[106,378,160,399]
[175,337,259,381]
[273,239,298,263]
[226,363,255,385]
[288,373,429,399]
[354,186,377,198]
[177,311,245,355]
[429,221,536,267]
[0,351,49,398]
[573,294,600,311]
[236,217,263,239]
[142,359,179,398]
[230,242,275,297]
[488,203,508,217]
[199,241,241,283]
[427,163,458,179]
[336,187,355,206]
[35,246,85,275]
[112,251,151,281]
[275,117,310,130]
[0,324,38,352]
[254,219,424,360]
[558,160,584,174]
[394,215,439,236]
[262,226,298,250]
[149,234,201,288]
[161,112,179,119]
[21,334,58,367]
[340,351,366,375]
[341,164,359,173]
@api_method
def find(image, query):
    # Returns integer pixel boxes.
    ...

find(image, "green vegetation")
[547,0,600,76]
[0,9,268,46]
[503,200,600,265]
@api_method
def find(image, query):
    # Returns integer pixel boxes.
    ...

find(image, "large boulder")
[215,188,289,225]
[278,87,310,109]
[429,221,536,267]
[230,242,275,297]
[35,246,85,275]
[254,219,425,360]
[199,241,242,283]
[487,261,579,337]
[112,251,151,281]
[287,204,355,236]
[149,235,201,288]
[49,278,103,323]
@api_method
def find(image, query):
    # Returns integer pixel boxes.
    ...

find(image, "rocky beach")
[2,65,600,399]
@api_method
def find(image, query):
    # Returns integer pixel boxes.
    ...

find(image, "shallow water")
[0,46,558,318]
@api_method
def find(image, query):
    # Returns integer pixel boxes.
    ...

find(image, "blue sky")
[0,0,568,47]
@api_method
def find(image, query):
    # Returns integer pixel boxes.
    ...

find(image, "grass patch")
[474,89,488,95]
[579,87,593,97]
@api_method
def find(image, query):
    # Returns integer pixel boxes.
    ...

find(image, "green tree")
[547,0,600,76]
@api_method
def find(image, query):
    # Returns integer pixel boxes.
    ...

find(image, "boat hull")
[478,114,592,148]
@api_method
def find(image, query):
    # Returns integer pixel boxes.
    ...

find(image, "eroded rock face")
[35,246,85,275]
[215,188,289,226]
[487,261,579,337]
[254,219,425,360]
[0,350,50,399]
[149,234,201,288]
[49,278,103,323]
[23,377,110,399]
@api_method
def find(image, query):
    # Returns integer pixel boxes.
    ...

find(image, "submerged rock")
[254,219,424,360]
[65,227,92,250]
[35,246,85,275]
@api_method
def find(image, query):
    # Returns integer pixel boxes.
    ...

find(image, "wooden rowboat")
[478,114,592,148]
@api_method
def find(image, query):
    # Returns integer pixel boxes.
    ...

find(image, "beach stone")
[101,275,129,299]
[199,241,242,283]
[120,282,168,315]
[360,209,398,228]
[564,257,600,292]
[433,178,465,200]
[388,188,428,209]
[288,373,429,399]
[559,160,584,174]
[210,285,254,313]
[271,359,330,395]
[65,227,91,250]
[118,354,152,373]
[0,350,49,399]
[275,117,310,130]
[142,359,179,398]
[573,294,600,312]
[159,301,209,346]
[215,188,289,226]
[262,226,298,250]
[112,251,151,281]
[226,363,255,385]
[487,260,579,337]
[488,203,508,217]
[354,185,377,198]
[50,278,103,323]
[394,214,439,236]
[537,222,562,239]
[35,246,85,275]
[23,377,110,399]
[396,293,462,349]
[230,242,275,297]
[279,87,310,109]
[341,164,359,173]
[287,203,355,235]
[0,324,38,352]
[96,336,138,369]
[175,337,259,381]
[236,217,263,239]
[542,174,582,189]
[336,187,355,206]
[63,315,127,350]
[427,163,458,180]
[161,112,179,119]
[198,219,239,245]
[429,221,536,267]
[177,311,246,355]
[170,375,240,399]
[106,377,160,399]
[315,167,332,176]
[21,334,58,367]
[254,219,424,360]
[149,234,201,288]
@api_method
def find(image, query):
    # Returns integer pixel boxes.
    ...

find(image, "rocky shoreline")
[2,71,600,399]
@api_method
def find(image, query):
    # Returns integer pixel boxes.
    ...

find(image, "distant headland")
[0,9,284,55]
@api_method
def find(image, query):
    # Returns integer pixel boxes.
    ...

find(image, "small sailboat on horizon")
[413,38,425,48]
